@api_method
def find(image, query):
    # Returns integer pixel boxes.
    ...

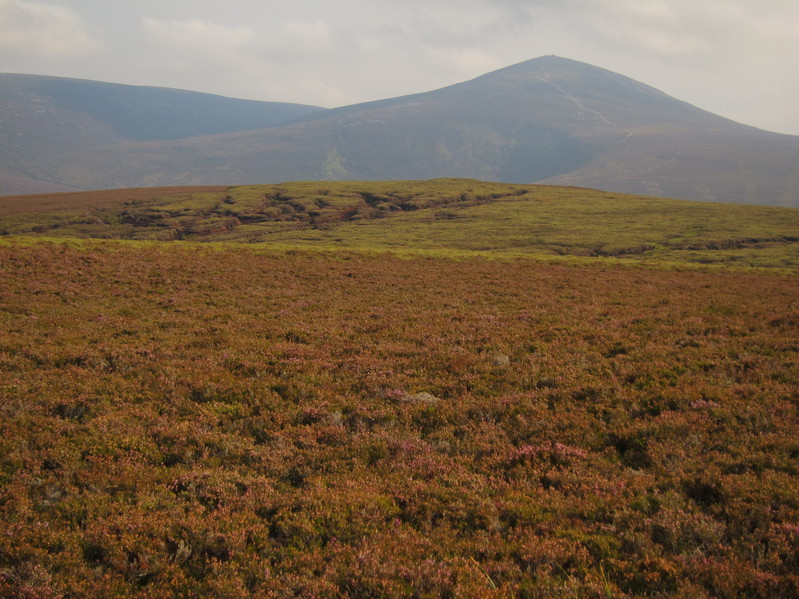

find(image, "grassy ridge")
[2,179,798,271]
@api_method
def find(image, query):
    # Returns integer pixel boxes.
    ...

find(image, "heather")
[1,241,797,597]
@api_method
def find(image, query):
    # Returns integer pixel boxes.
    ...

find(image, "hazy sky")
[2,0,798,134]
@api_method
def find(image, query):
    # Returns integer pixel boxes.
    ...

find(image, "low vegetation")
[2,180,798,272]
[1,181,798,597]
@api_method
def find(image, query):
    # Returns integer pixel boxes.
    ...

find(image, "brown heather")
[1,242,798,597]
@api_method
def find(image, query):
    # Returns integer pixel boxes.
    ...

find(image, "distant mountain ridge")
[0,74,326,194]
[2,57,799,206]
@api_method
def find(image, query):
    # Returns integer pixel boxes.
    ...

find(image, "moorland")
[1,180,798,598]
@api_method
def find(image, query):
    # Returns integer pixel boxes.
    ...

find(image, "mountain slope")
[3,58,799,206]
[0,74,326,194]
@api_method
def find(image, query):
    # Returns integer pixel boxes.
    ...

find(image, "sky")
[2,0,798,135]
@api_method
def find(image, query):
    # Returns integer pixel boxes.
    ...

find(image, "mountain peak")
[483,54,608,75]
[473,55,669,96]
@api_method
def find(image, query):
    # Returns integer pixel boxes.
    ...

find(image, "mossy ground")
[2,179,798,272]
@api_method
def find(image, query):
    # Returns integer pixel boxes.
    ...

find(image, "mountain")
[3,57,799,206]
[0,73,326,194]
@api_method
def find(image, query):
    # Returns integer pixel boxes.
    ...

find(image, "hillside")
[0,74,326,194]
[2,178,799,596]
[2,241,798,597]
[2,180,798,272]
[3,57,799,206]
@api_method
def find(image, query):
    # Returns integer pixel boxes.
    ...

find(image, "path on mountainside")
[537,74,635,143]
[647,146,682,172]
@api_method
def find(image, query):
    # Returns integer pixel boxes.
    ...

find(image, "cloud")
[141,15,339,63]
[0,0,100,56]
[378,2,532,48]
[384,0,740,62]
[281,19,331,42]
[137,14,349,105]
[447,48,502,74]
[140,17,262,85]
[524,0,797,64]
[142,17,255,49]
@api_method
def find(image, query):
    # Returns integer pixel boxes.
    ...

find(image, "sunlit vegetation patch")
[2,179,798,272]
[1,241,798,597]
